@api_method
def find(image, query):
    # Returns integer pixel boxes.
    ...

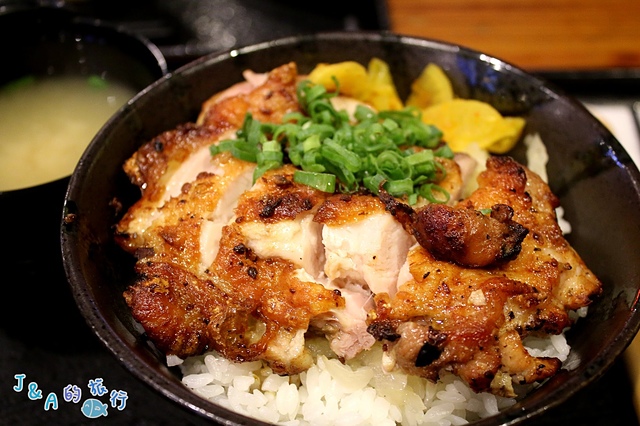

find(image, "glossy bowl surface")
[61,32,640,425]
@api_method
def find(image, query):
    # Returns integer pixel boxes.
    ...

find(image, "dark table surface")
[1,1,639,425]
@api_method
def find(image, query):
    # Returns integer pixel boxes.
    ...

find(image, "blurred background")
[387,0,640,71]
[3,0,639,72]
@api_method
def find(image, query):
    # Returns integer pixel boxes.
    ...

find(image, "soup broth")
[0,75,137,191]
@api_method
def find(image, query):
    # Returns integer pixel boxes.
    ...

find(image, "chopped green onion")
[210,78,453,203]
[435,144,454,159]
[354,104,375,121]
[230,140,259,163]
[384,178,414,196]
[209,139,236,156]
[262,140,281,152]
[376,150,410,180]
[320,139,361,173]
[256,149,283,163]
[293,170,336,193]
[405,149,434,167]
[418,183,450,204]
[382,118,399,132]
[87,75,108,89]
[302,135,321,152]
[253,161,281,183]
[362,173,386,195]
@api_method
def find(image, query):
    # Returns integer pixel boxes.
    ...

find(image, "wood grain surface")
[386,0,640,71]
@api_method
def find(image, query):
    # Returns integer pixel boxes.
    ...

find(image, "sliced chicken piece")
[210,225,344,373]
[117,125,234,242]
[162,132,238,200]
[116,153,255,275]
[232,164,329,278]
[315,194,414,297]
[301,194,412,360]
[124,225,344,374]
[239,216,325,278]
[120,63,345,375]
[117,62,301,249]
[198,156,256,271]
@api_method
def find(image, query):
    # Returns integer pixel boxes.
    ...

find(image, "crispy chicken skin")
[233,164,330,279]
[122,124,226,204]
[413,203,529,267]
[115,155,254,266]
[124,226,344,373]
[368,156,602,396]
[197,62,299,128]
[381,194,529,268]
[235,164,329,224]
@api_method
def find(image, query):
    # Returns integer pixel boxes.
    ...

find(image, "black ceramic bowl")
[0,6,167,297]
[61,32,640,425]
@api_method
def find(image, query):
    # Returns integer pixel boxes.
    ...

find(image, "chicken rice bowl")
[113,59,601,425]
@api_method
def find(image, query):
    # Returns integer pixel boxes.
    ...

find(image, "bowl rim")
[62,30,640,426]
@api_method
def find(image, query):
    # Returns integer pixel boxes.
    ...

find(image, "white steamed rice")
[177,341,514,426]
[175,332,570,426]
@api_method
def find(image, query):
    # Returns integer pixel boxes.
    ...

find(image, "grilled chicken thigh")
[118,63,345,373]
[367,156,601,396]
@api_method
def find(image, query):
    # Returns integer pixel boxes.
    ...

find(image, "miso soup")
[0,75,137,191]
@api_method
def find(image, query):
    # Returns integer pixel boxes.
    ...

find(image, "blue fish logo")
[81,398,108,418]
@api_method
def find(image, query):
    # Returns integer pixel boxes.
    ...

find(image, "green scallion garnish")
[211,79,453,204]
[293,170,336,193]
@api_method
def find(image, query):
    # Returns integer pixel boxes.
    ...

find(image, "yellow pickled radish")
[488,117,528,154]
[365,58,403,111]
[308,59,403,111]
[406,63,454,109]
[308,61,371,100]
[420,99,525,154]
